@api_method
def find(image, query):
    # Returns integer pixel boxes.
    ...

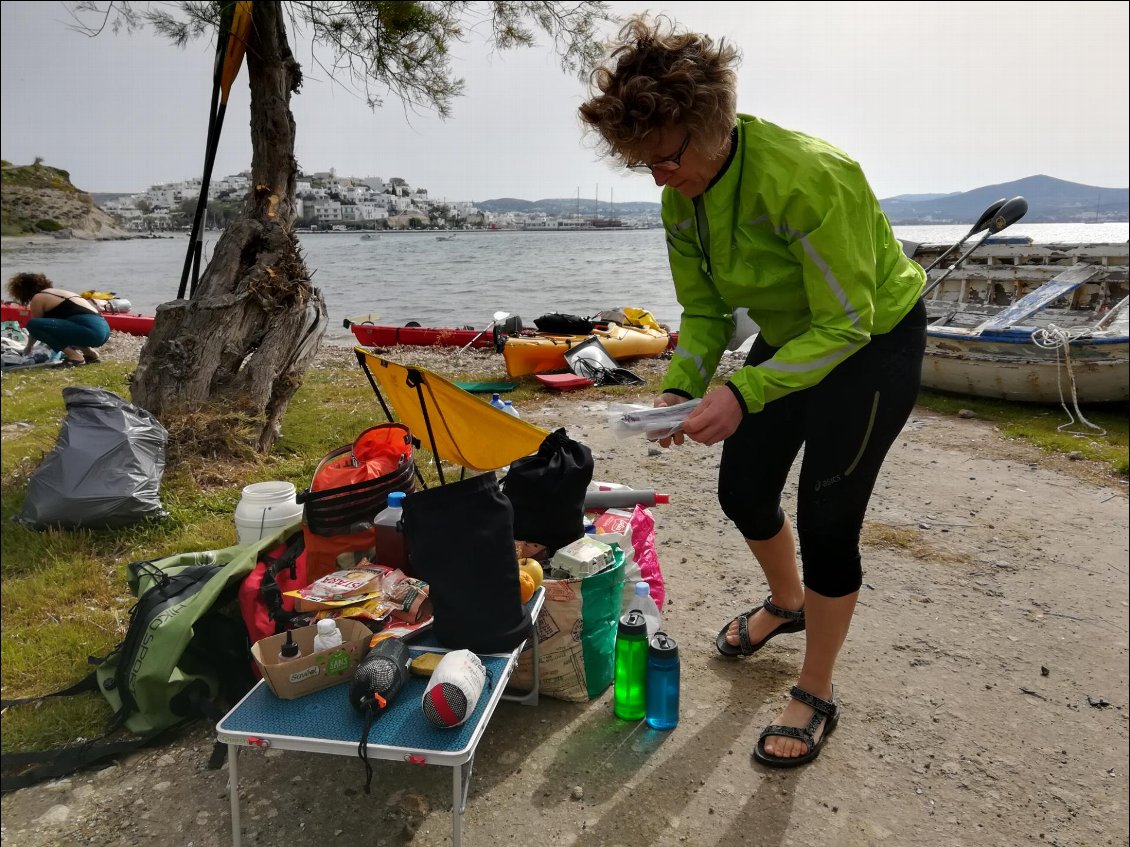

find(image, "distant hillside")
[476,197,661,217]
[479,177,1127,224]
[1,160,128,239]
[880,175,1128,224]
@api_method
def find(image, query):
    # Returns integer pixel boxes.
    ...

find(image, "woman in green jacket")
[580,15,926,767]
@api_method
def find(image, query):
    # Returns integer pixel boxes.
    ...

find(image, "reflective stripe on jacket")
[659,114,925,414]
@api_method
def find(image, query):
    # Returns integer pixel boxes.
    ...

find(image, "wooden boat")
[502,322,669,377]
[908,241,1129,403]
[1,301,156,337]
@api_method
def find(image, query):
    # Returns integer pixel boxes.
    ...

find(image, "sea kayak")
[503,322,669,377]
[346,320,495,349]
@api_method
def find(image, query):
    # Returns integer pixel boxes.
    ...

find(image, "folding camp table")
[217,589,544,847]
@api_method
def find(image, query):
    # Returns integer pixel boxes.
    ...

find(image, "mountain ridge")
[475,175,1128,224]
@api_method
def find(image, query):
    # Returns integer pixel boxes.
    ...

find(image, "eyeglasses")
[626,132,691,174]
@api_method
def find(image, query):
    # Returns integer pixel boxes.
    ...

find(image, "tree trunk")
[131,1,326,454]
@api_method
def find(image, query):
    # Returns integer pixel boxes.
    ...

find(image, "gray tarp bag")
[17,387,169,529]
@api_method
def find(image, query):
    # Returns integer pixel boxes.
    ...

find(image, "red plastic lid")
[654,493,670,504]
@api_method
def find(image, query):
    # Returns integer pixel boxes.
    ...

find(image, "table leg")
[227,745,241,847]
[451,763,462,847]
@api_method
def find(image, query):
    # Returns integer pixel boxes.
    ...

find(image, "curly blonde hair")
[6,272,52,305]
[579,15,740,163]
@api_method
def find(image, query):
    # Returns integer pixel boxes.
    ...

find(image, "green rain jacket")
[660,114,925,414]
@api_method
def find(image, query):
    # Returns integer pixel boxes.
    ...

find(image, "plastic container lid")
[649,631,678,659]
[387,491,406,508]
[316,619,338,635]
[618,609,647,636]
[634,581,650,596]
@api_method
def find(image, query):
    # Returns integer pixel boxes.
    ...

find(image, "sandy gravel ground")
[2,336,1127,847]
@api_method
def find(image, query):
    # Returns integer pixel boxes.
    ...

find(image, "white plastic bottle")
[503,400,520,418]
[490,392,507,412]
[627,581,661,640]
[312,618,343,652]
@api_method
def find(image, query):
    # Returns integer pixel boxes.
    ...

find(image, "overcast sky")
[2,1,1127,204]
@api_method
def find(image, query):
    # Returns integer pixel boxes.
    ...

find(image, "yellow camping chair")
[355,348,548,484]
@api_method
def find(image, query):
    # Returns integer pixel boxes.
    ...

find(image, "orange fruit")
[517,569,536,604]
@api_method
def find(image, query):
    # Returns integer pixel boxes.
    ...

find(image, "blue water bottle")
[645,631,679,730]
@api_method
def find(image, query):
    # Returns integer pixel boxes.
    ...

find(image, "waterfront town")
[99,169,661,232]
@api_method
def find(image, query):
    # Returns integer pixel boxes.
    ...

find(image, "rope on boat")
[1030,324,1106,437]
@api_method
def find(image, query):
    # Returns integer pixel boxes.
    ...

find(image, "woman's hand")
[651,392,687,447]
[681,387,743,445]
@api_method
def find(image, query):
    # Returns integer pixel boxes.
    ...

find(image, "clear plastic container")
[312,618,343,652]
[626,581,661,640]
[502,400,520,418]
[490,393,507,412]
[374,491,409,571]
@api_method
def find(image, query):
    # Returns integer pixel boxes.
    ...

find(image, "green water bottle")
[613,609,648,721]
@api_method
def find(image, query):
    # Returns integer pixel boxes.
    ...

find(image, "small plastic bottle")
[626,581,661,640]
[277,630,301,663]
[490,393,507,412]
[645,632,679,730]
[312,618,343,652]
[374,491,409,571]
[502,400,520,418]
[614,610,648,721]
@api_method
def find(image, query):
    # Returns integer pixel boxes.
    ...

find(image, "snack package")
[284,565,389,611]
[381,569,432,623]
[309,596,395,630]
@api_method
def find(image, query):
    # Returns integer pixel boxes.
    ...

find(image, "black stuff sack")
[501,428,593,554]
[17,387,168,529]
[401,474,531,654]
[533,313,595,334]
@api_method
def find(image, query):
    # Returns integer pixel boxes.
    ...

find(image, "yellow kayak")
[503,322,670,377]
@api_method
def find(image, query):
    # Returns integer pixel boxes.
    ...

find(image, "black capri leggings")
[717,299,926,597]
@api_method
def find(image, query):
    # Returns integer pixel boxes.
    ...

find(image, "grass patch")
[916,389,1129,477]
[0,358,424,753]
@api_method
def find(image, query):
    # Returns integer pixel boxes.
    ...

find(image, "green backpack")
[1,525,297,791]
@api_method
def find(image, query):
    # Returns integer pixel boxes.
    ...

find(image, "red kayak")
[346,320,496,349]
[347,318,680,351]
[1,302,155,337]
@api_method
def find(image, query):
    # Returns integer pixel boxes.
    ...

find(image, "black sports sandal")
[753,685,840,768]
[715,594,805,658]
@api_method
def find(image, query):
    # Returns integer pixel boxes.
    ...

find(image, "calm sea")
[3,223,1126,343]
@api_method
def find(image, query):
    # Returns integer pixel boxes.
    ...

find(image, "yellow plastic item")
[81,290,118,301]
[408,652,446,678]
[622,307,662,331]
[358,349,548,472]
[502,322,669,378]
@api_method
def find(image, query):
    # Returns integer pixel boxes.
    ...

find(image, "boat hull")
[922,328,1129,404]
[348,322,494,349]
[503,323,669,377]
[1,302,155,337]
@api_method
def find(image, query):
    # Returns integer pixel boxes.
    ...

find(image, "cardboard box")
[252,618,373,700]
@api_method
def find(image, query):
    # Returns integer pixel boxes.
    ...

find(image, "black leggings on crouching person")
[718,298,927,597]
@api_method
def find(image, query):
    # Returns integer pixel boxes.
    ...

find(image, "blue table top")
[217,589,543,760]
[218,648,510,757]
